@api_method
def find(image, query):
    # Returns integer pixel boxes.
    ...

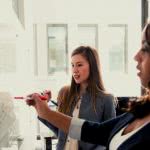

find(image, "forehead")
[71,54,88,63]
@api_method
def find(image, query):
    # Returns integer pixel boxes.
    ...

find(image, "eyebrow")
[142,41,150,52]
[71,62,84,64]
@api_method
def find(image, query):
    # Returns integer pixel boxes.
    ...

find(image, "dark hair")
[126,22,150,118]
[127,92,150,118]
[142,22,150,53]
[61,46,106,114]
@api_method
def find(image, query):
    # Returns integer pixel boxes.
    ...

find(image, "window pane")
[47,25,68,74]
[78,25,98,48]
[107,25,127,72]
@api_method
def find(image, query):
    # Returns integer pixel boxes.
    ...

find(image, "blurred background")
[0,0,149,149]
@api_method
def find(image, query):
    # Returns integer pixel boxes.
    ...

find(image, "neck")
[80,83,88,95]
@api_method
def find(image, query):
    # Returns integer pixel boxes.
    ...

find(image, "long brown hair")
[57,85,70,112]
[59,46,106,114]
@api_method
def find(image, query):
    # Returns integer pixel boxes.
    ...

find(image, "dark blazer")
[39,91,116,150]
[81,113,150,150]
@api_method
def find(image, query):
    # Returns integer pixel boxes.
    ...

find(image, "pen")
[14,95,47,101]
[14,96,58,106]
[50,100,58,106]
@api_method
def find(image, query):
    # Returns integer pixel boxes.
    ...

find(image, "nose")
[134,53,138,61]
[134,50,140,62]
[72,66,78,73]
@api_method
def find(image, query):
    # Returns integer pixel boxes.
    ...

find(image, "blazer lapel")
[107,113,134,145]
[118,122,150,150]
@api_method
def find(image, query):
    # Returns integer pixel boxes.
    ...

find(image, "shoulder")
[57,85,70,106]
[59,85,70,92]
[96,91,117,106]
[97,91,115,100]
[58,85,70,97]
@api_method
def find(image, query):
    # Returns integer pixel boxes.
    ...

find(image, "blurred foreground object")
[0,92,17,148]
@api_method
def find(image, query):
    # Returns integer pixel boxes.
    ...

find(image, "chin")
[141,81,149,89]
[75,81,81,84]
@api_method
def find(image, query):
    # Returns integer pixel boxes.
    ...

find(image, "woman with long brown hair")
[38,46,116,150]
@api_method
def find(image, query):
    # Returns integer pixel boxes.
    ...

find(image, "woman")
[37,46,116,150]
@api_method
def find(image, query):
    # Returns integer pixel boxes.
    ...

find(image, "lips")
[136,65,141,76]
[137,71,141,77]
[137,69,142,77]
[73,74,80,81]
[74,75,79,79]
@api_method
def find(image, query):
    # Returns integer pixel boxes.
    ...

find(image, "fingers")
[42,90,52,102]
[27,92,39,99]
[26,90,52,106]
[25,92,51,119]
[44,90,51,95]
[26,93,41,106]
[26,99,35,106]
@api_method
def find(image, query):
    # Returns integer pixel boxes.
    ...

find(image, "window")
[47,25,68,74]
[78,24,98,48]
[107,24,127,73]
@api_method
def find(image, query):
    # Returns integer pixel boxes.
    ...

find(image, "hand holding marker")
[14,90,58,106]
[41,90,58,106]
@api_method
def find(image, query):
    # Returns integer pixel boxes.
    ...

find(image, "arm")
[38,116,58,136]
[43,109,71,133]
[69,114,126,146]
[27,93,71,134]
[27,93,125,146]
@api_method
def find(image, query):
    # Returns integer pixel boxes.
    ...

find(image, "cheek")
[82,66,90,78]
[143,59,150,78]
[147,64,150,78]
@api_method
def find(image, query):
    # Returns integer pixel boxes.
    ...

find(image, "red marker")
[14,95,47,101]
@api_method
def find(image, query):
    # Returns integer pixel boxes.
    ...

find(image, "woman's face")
[71,54,90,86]
[134,36,150,88]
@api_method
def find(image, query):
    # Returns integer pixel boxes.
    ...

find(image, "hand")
[26,93,50,119]
[42,90,52,102]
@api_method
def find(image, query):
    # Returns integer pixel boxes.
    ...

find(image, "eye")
[141,48,149,54]
[77,63,83,67]
[71,64,74,68]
